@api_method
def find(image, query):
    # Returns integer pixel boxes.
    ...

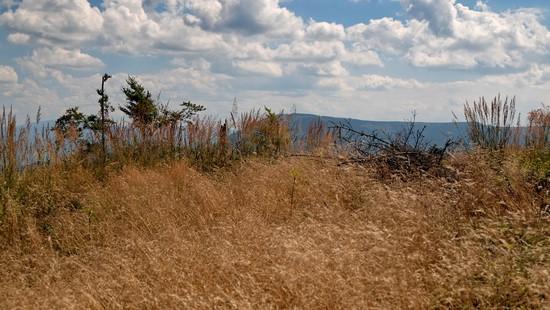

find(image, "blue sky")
[285,0,550,39]
[1,0,550,122]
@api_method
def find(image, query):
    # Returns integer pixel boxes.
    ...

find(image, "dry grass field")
[0,94,548,308]
[1,152,548,309]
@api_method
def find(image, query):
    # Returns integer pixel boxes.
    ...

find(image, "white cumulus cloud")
[0,65,18,83]
[1,0,550,121]
[348,1,550,69]
[6,32,30,44]
[0,0,103,45]
[25,47,104,69]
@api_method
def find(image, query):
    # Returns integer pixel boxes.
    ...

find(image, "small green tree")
[157,100,206,127]
[120,76,158,127]
[156,101,206,155]
[53,107,101,156]
[55,74,114,140]
[54,107,96,137]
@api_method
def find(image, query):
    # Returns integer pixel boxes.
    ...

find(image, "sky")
[0,0,550,122]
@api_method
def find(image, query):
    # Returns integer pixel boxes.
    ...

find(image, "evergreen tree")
[54,107,99,137]
[54,107,88,135]
[120,76,158,127]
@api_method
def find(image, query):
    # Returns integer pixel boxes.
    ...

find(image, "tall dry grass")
[0,106,316,235]
[0,104,548,308]
[464,95,519,149]
[0,106,296,175]
[0,154,547,308]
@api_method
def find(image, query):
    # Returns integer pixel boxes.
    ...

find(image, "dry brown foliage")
[527,105,550,149]
[0,153,548,309]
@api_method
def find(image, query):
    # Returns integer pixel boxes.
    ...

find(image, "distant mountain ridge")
[22,115,469,147]
[289,113,469,146]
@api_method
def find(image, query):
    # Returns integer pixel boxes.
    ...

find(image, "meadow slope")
[0,154,548,309]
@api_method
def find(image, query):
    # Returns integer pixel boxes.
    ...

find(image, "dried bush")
[332,116,453,177]
[232,108,291,157]
[526,105,550,149]
[305,116,334,152]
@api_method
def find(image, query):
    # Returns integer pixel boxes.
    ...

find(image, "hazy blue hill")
[289,113,469,146]
[25,116,469,147]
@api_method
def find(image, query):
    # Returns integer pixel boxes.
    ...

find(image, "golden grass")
[0,153,548,309]
[464,95,519,149]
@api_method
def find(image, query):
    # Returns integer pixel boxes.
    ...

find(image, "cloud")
[1,0,550,122]
[0,77,61,119]
[359,74,423,90]
[402,0,457,36]
[17,47,104,79]
[0,0,103,45]
[348,1,550,69]
[233,60,283,77]
[0,65,18,83]
[306,21,345,41]
[0,0,19,9]
[274,41,346,62]
[475,1,489,12]
[3,0,548,72]
[479,64,550,88]
[22,47,104,69]
[188,0,304,37]
[346,18,425,55]
[6,32,30,44]
[342,46,383,66]
[301,61,349,77]
[125,0,304,38]
[181,0,223,28]
[317,74,423,92]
